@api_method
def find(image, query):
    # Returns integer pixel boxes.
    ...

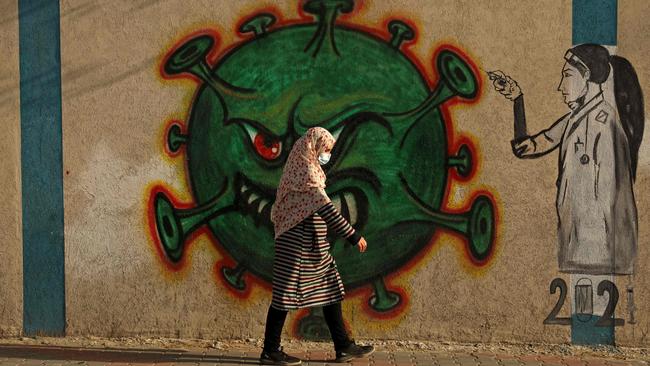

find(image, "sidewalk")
[0,343,648,366]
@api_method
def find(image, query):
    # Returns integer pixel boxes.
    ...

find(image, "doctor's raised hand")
[488,70,522,100]
[488,70,540,159]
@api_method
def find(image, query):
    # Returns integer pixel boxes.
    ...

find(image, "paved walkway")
[0,344,647,366]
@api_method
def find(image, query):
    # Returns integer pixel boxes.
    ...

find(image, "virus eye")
[243,124,282,160]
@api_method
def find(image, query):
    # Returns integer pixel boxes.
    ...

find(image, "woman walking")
[261,127,375,365]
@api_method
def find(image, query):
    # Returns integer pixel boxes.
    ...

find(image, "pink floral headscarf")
[270,127,336,238]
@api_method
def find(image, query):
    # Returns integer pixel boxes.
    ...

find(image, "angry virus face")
[150,0,496,316]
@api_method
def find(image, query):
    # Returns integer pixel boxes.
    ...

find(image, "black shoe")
[259,346,302,365]
[335,341,375,362]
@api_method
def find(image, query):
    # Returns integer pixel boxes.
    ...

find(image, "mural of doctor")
[490,44,644,275]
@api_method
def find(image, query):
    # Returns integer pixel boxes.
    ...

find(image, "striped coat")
[271,202,361,310]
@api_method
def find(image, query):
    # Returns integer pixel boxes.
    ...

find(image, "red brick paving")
[0,344,647,366]
[564,359,588,366]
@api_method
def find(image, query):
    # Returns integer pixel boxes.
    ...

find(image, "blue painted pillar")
[573,0,617,45]
[18,0,66,336]
[570,0,617,345]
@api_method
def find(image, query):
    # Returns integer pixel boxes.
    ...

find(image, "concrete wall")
[0,0,23,337]
[4,0,649,345]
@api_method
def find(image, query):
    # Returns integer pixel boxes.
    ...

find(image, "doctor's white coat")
[524,93,638,275]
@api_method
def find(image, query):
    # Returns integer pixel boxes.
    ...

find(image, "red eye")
[253,133,282,160]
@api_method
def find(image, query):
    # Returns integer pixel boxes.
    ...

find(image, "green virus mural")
[149,0,497,338]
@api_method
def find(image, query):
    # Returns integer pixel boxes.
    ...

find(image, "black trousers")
[263,302,352,352]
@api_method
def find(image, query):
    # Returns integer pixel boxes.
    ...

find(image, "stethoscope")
[570,92,603,166]
[579,118,591,165]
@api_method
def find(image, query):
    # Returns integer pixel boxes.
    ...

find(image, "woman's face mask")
[318,152,331,165]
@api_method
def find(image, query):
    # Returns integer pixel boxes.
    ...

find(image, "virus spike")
[296,308,330,340]
[302,0,354,57]
[239,13,277,37]
[387,20,414,49]
[164,35,257,98]
[398,177,495,262]
[447,144,472,178]
[384,50,477,120]
[153,181,234,263]
[369,277,401,312]
[167,123,187,153]
[221,263,247,291]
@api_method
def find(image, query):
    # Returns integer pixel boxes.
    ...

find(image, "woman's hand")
[357,237,368,253]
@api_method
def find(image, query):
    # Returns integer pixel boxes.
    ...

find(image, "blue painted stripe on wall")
[18,0,66,336]
[570,0,617,346]
[573,0,617,45]
[571,314,615,345]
